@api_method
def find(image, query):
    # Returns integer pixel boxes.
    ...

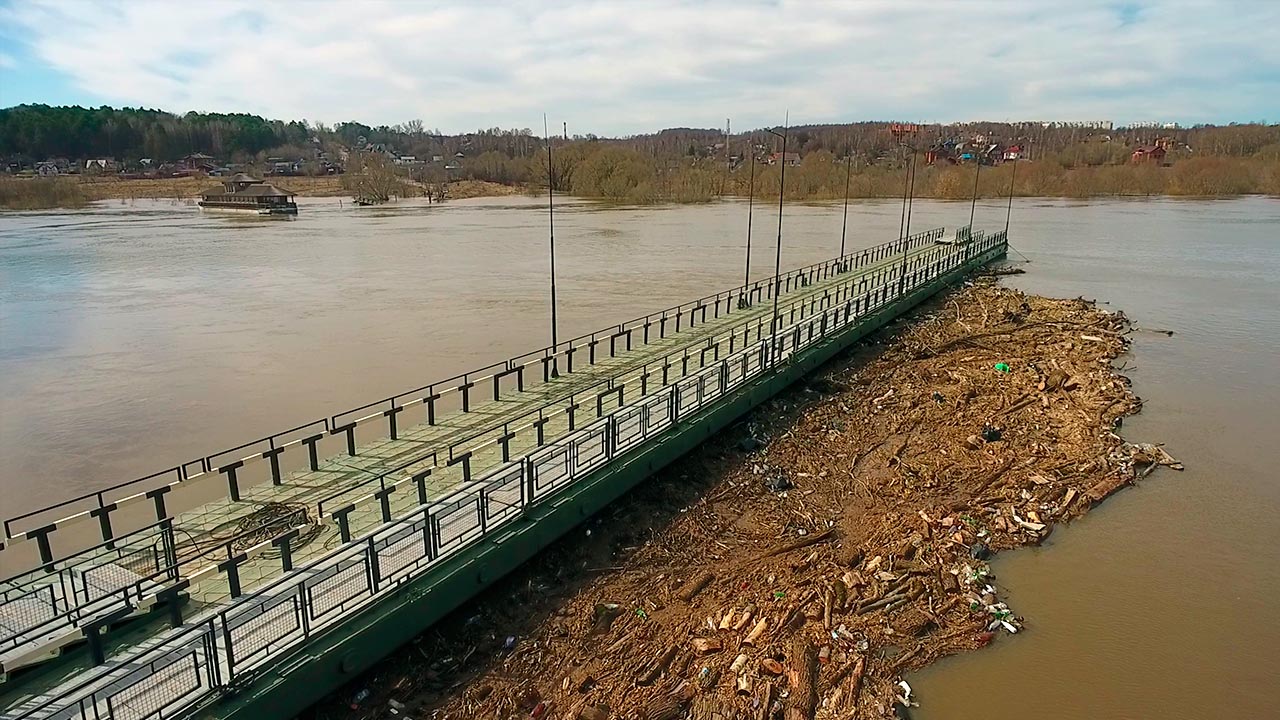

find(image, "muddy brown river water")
[1,195,1277,717]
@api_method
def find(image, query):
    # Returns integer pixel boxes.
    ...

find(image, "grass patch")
[0,177,89,210]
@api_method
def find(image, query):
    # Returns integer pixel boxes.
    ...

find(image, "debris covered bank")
[313,279,1181,720]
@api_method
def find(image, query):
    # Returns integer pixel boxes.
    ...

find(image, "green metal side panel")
[203,245,1006,719]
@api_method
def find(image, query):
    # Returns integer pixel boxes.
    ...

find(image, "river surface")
[1,195,1277,717]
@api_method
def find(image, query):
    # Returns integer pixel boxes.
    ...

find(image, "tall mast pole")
[898,147,917,292]
[838,143,852,267]
[744,138,756,288]
[544,115,559,376]
[968,151,982,230]
[1004,154,1017,234]
[765,113,789,369]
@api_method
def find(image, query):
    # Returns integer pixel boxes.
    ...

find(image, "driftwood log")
[756,682,775,720]
[635,684,695,720]
[785,636,818,720]
[691,637,723,655]
[678,572,715,602]
[718,608,735,631]
[1085,474,1129,505]
[761,529,836,558]
[743,618,768,646]
[970,456,1016,496]
[636,644,678,686]
[846,656,866,715]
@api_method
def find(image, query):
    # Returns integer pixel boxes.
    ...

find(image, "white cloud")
[0,52,16,70]
[5,0,1278,132]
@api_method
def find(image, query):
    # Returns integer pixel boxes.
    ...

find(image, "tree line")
[2,104,1276,201]
[6,104,1277,165]
[0,105,314,161]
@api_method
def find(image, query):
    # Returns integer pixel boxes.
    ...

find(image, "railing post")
[332,505,355,543]
[460,381,474,412]
[375,484,395,523]
[385,405,402,440]
[217,552,246,599]
[160,518,179,578]
[447,452,472,483]
[499,428,516,462]
[414,469,431,506]
[302,433,323,471]
[523,457,536,510]
[147,485,171,523]
[90,503,117,549]
[263,446,285,485]
[274,528,298,572]
[367,537,381,593]
[220,461,244,502]
[425,391,439,425]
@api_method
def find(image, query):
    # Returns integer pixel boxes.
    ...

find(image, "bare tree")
[341,152,410,203]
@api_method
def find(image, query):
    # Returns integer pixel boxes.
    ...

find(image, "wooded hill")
[4,104,1277,166]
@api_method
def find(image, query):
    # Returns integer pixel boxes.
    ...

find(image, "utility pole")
[1005,154,1017,234]
[897,144,911,248]
[765,114,789,369]
[743,136,756,292]
[968,152,982,231]
[888,123,921,292]
[722,117,731,197]
[544,115,560,377]
[838,144,853,269]
[899,148,917,288]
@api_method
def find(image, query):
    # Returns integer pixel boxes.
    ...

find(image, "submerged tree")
[341,152,410,203]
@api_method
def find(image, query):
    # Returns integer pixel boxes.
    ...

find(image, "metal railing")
[7,230,1005,720]
[0,515,312,666]
[308,231,947,521]
[0,228,943,556]
[0,228,946,669]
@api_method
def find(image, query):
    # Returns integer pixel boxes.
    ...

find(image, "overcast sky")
[1,0,1276,134]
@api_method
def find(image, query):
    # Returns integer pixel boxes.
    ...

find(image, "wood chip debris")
[315,282,1179,720]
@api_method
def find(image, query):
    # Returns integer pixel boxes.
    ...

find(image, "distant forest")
[4,103,1278,164]
[0,104,535,163]
[2,104,1277,202]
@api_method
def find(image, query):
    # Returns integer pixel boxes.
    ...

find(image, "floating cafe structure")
[198,174,298,215]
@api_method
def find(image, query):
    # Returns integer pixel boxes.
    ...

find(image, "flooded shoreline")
[1,196,1277,718]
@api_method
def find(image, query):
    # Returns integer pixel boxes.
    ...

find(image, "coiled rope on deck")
[233,501,326,553]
